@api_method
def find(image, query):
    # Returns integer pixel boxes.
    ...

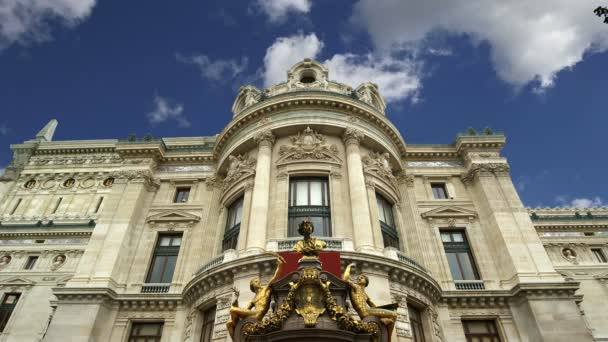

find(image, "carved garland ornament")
[277,127,340,165]
[461,163,510,183]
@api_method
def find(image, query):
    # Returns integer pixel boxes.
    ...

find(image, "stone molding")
[421,206,477,222]
[342,127,364,146]
[396,172,415,187]
[146,210,201,229]
[222,154,256,191]
[276,126,341,166]
[461,162,510,184]
[253,129,275,147]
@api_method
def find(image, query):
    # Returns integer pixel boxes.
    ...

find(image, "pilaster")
[342,128,375,253]
[245,130,275,254]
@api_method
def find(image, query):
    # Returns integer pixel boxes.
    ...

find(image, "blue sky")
[0,0,606,208]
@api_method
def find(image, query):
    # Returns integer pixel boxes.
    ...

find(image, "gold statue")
[226,252,286,339]
[293,218,326,257]
[343,263,397,336]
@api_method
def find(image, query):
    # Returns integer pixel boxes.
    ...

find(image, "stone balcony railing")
[141,283,171,293]
[454,280,486,290]
[267,237,354,252]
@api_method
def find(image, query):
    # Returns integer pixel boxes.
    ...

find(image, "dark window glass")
[146,234,182,284]
[0,293,20,332]
[223,197,243,251]
[288,177,331,237]
[431,183,448,199]
[200,306,216,342]
[24,256,38,270]
[462,320,502,342]
[592,249,607,263]
[174,187,191,203]
[408,306,426,342]
[440,231,480,280]
[129,322,163,342]
[376,193,399,249]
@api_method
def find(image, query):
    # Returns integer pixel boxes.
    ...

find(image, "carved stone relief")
[223,154,256,190]
[277,126,341,165]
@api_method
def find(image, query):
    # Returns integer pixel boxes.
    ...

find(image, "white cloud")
[263,33,323,86]
[256,0,311,22]
[263,33,421,102]
[352,0,608,90]
[0,0,96,50]
[325,54,421,103]
[0,166,5,177]
[147,95,190,128]
[0,124,8,135]
[570,197,603,208]
[555,195,604,208]
[176,53,248,82]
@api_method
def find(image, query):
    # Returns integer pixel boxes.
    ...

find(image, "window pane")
[447,253,463,280]
[458,253,478,280]
[452,232,464,242]
[171,236,182,247]
[234,200,243,225]
[310,181,323,205]
[377,198,386,223]
[148,256,166,283]
[296,181,308,205]
[441,232,452,242]
[159,237,171,246]
[161,256,177,283]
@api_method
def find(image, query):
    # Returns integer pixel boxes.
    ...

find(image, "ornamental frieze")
[461,162,510,183]
[29,154,123,166]
[277,126,341,165]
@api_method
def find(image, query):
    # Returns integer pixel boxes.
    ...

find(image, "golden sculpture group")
[226,219,397,341]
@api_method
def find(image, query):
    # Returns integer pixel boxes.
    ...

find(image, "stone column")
[343,128,375,253]
[245,130,275,254]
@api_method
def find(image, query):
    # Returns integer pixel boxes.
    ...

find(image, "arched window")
[376,193,399,249]
[288,177,331,237]
[223,197,243,251]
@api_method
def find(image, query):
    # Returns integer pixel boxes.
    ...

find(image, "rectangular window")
[174,187,191,203]
[24,256,38,270]
[408,306,426,342]
[440,230,480,280]
[200,306,216,342]
[431,183,448,199]
[146,234,182,284]
[128,322,163,342]
[10,199,21,215]
[52,197,63,214]
[592,248,607,263]
[94,197,104,213]
[376,193,399,249]
[0,293,20,332]
[462,320,502,342]
[223,197,244,251]
[288,177,331,237]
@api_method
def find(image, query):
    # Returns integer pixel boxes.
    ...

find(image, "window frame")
[145,233,183,284]
[440,230,481,280]
[200,305,217,342]
[462,319,503,342]
[128,321,164,342]
[408,305,426,342]
[24,256,39,270]
[431,182,449,199]
[376,192,399,249]
[174,187,191,203]
[591,248,608,263]
[223,196,244,251]
[288,177,332,237]
[0,293,21,333]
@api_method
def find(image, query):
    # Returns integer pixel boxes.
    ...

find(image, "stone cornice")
[52,287,183,309]
[455,135,506,153]
[441,281,581,308]
[212,92,407,160]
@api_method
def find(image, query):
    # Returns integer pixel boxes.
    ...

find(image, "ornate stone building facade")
[0,59,605,341]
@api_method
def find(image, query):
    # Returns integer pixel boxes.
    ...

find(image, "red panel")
[278,252,341,279]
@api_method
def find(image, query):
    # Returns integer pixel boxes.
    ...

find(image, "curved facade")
[0,59,605,341]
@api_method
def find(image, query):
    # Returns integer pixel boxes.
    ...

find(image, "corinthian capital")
[342,127,364,146]
[253,129,275,147]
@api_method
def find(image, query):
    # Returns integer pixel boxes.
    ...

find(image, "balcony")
[271,237,351,252]
[454,280,485,290]
[141,283,170,293]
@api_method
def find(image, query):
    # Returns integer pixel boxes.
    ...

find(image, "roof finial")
[35,119,58,141]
